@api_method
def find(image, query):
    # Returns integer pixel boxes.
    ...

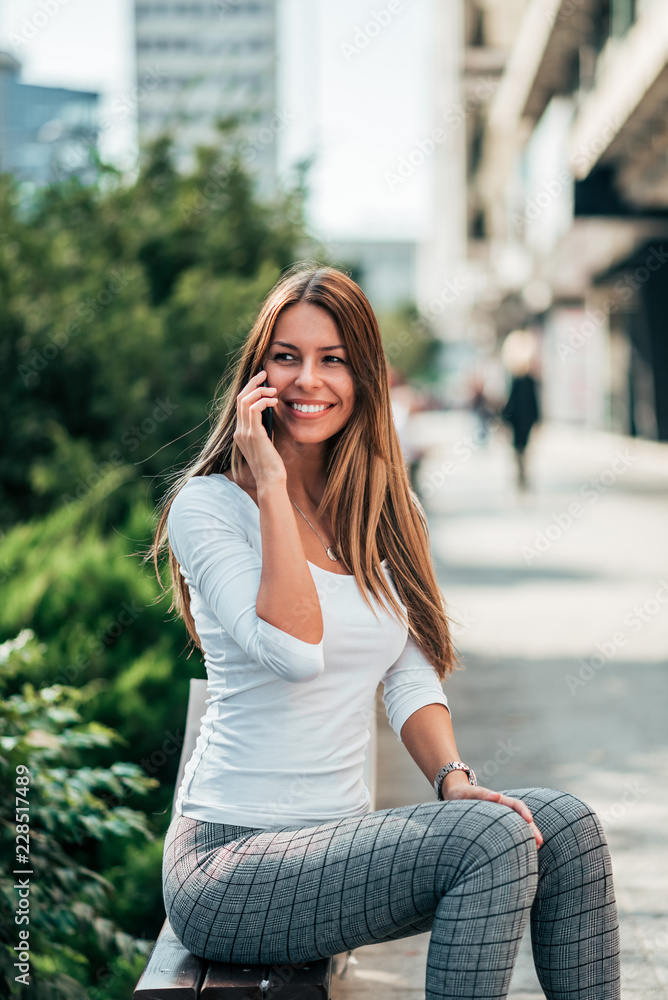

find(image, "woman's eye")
[271,353,345,364]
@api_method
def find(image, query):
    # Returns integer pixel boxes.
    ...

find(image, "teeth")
[289,403,330,413]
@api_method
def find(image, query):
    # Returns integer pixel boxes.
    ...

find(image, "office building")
[134,0,278,198]
[0,51,98,186]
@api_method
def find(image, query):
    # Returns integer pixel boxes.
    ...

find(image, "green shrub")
[0,630,159,1000]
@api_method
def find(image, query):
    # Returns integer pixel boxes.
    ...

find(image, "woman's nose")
[295,361,322,385]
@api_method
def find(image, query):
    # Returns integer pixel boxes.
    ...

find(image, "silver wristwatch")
[434,761,477,800]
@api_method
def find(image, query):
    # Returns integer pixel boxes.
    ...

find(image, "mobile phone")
[255,367,273,441]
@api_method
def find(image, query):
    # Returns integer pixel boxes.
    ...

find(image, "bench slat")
[134,917,206,999]
[200,961,265,999]
[265,958,332,999]
[200,956,333,1000]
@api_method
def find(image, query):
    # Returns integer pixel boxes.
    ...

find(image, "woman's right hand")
[442,781,544,849]
[233,370,285,486]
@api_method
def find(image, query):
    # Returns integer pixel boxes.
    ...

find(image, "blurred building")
[314,239,416,312]
[416,0,471,344]
[415,0,514,409]
[0,51,99,186]
[461,0,668,440]
[134,0,278,199]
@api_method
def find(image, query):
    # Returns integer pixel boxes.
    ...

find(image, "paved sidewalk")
[332,415,668,1000]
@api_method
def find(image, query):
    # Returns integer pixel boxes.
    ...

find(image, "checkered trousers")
[162,787,620,999]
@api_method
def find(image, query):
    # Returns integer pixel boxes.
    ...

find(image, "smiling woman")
[152,260,452,648]
[146,261,620,999]
[267,304,354,429]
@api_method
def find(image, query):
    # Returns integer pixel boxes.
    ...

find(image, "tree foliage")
[0,130,308,528]
[0,629,159,1000]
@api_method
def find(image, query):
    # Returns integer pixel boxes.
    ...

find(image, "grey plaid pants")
[162,787,620,999]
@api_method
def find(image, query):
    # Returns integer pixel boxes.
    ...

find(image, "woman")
[150,263,620,999]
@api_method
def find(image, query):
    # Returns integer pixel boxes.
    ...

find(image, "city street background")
[333,412,668,1000]
[2,0,668,996]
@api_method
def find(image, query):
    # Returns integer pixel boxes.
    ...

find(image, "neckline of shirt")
[210,473,388,579]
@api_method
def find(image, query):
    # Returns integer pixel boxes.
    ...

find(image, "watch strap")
[434,761,478,800]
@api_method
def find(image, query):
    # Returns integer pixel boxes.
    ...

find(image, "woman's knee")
[478,800,539,861]
[433,799,538,895]
[503,787,607,854]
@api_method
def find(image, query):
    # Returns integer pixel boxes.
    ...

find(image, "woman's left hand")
[442,781,543,849]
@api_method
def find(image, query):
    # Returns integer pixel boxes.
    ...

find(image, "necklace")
[289,498,339,561]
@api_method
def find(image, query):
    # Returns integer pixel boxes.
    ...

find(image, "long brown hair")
[146,261,459,679]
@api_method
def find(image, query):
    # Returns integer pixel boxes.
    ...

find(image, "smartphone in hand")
[255,367,273,441]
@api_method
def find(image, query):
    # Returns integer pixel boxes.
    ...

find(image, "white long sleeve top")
[167,473,450,828]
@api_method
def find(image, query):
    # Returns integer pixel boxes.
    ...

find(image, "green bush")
[0,629,159,1000]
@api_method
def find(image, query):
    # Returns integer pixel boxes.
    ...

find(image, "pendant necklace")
[289,498,339,561]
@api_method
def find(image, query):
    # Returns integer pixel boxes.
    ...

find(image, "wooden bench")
[133,677,377,999]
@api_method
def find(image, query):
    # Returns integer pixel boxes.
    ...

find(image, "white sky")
[0,0,435,241]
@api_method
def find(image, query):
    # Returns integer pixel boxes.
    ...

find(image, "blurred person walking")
[501,330,541,490]
[469,374,497,446]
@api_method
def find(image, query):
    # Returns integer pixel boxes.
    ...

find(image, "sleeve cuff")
[256,616,325,681]
[392,693,452,744]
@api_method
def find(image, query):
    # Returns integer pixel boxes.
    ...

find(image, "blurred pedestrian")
[502,369,540,489]
[469,374,496,446]
[501,330,541,490]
